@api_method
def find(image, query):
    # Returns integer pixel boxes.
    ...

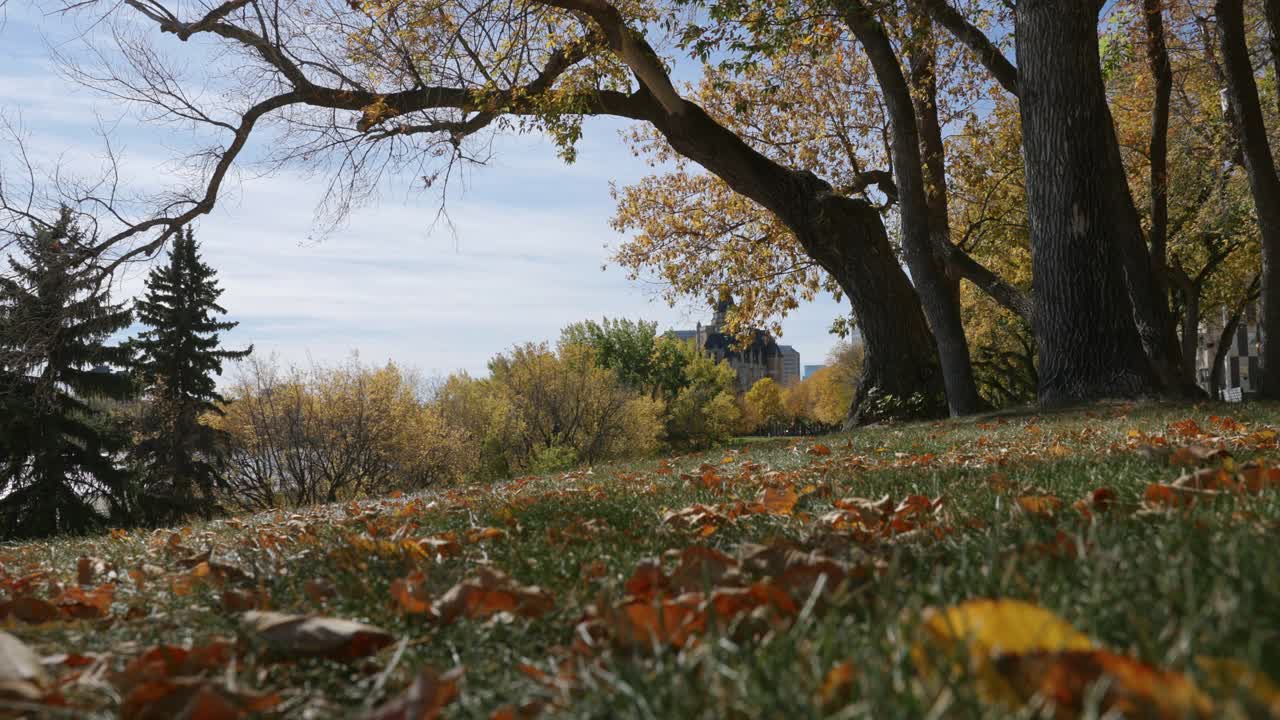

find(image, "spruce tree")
[128,226,250,522]
[0,209,134,539]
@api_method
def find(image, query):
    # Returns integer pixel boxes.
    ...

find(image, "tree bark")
[1143,0,1172,307]
[1210,276,1262,398]
[1216,0,1280,399]
[841,0,982,416]
[1014,1,1160,404]
[637,95,948,424]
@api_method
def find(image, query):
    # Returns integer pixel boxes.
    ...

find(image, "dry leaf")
[433,567,553,624]
[363,666,464,720]
[757,486,798,516]
[914,599,1094,704]
[241,611,394,661]
[391,571,432,614]
[995,649,1212,719]
[0,631,48,700]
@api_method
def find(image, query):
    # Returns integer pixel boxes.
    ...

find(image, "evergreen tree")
[128,226,250,522]
[0,209,134,539]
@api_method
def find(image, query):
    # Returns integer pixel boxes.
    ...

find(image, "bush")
[209,354,472,510]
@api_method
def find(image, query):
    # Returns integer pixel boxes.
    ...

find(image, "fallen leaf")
[363,666,464,720]
[0,631,48,698]
[241,611,394,661]
[757,486,798,516]
[819,660,856,706]
[995,649,1212,719]
[433,567,553,624]
[12,596,59,624]
[808,443,832,456]
[1015,495,1064,517]
[391,571,432,614]
[914,599,1094,703]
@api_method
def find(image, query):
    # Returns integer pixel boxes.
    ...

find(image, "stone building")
[671,300,801,392]
[1195,300,1262,400]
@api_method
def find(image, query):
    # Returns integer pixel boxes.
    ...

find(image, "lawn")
[3,401,1280,719]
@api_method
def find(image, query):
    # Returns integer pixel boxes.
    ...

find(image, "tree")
[660,338,742,448]
[211,355,471,509]
[128,226,251,522]
[0,210,133,539]
[1214,0,1280,399]
[486,343,663,469]
[742,376,788,433]
[56,0,951,425]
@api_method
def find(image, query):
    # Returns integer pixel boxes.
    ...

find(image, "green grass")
[4,401,1280,718]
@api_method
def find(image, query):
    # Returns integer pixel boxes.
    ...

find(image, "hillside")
[3,401,1280,719]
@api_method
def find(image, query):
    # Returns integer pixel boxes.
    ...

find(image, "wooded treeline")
[0,219,857,539]
[3,0,1277,425]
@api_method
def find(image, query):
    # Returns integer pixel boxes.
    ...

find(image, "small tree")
[0,209,133,539]
[742,377,788,434]
[659,338,741,448]
[128,227,250,522]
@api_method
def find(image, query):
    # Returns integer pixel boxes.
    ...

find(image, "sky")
[0,4,847,381]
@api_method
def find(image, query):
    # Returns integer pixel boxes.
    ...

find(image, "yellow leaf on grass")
[913,599,1094,704]
[1196,656,1280,716]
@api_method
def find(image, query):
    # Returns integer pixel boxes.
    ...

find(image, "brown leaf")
[78,555,107,586]
[994,649,1213,719]
[304,578,338,604]
[240,611,394,661]
[757,486,798,516]
[434,567,553,624]
[669,546,737,593]
[363,666,464,720]
[220,589,265,613]
[122,678,280,720]
[1016,495,1064,516]
[391,571,432,614]
[12,596,59,624]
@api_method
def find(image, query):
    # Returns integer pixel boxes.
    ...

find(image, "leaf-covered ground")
[4,402,1280,719]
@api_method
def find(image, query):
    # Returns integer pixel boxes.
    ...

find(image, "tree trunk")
[1180,283,1201,379]
[1210,277,1261,398]
[1217,0,1280,399]
[1014,1,1160,405]
[638,94,947,424]
[842,0,982,416]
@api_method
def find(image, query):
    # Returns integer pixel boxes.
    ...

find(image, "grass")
[3,400,1280,718]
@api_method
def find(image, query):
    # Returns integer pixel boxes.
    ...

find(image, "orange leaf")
[390,571,432,614]
[819,661,857,705]
[808,443,832,456]
[1016,495,1063,516]
[757,486,798,516]
[996,650,1213,719]
[433,567,553,625]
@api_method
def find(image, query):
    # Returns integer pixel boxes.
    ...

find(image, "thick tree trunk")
[1217,0,1280,399]
[1015,1,1160,405]
[1179,282,1201,378]
[842,1,981,417]
[638,94,947,425]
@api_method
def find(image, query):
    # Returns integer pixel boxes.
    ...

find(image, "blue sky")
[0,5,847,380]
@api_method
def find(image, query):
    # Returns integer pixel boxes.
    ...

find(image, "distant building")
[803,364,825,380]
[1195,300,1261,400]
[670,298,799,392]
